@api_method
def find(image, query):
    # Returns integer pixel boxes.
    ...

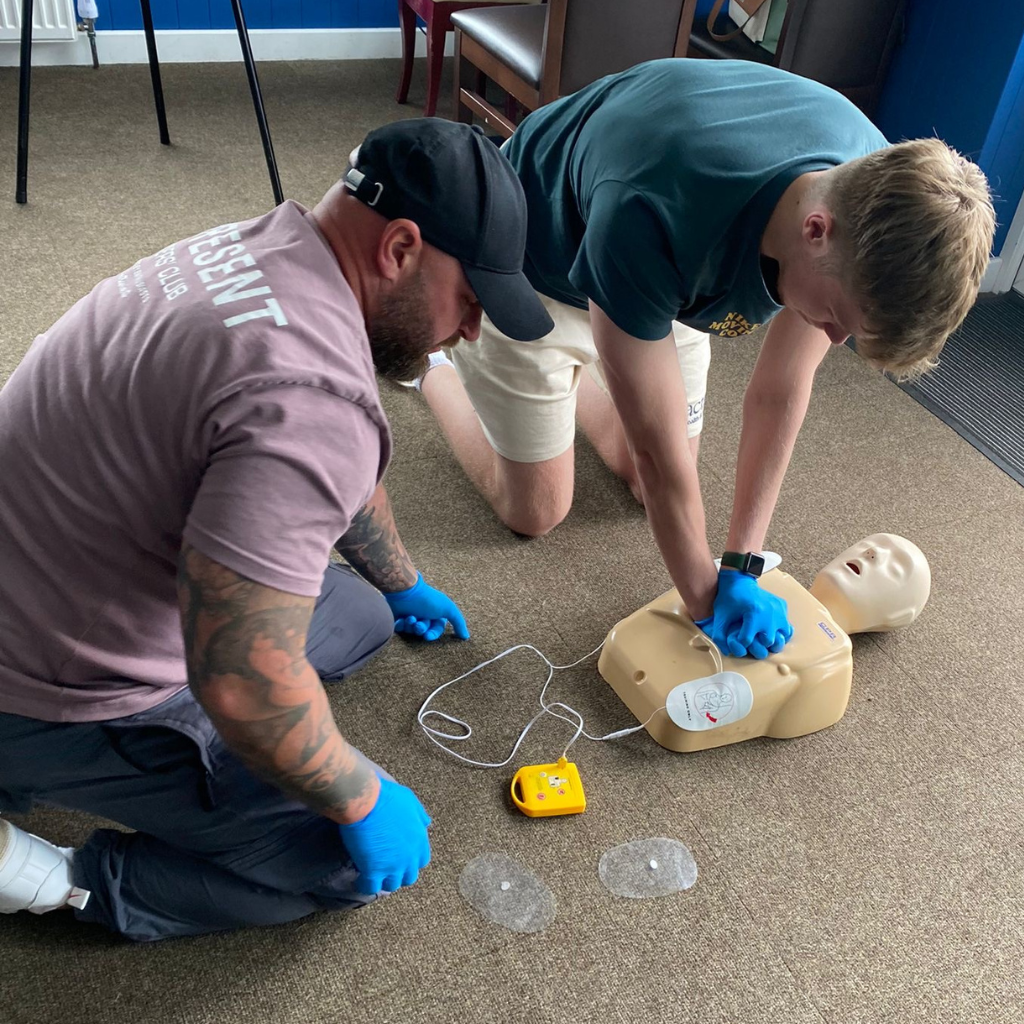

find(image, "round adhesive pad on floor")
[598,838,698,899]
[458,852,556,934]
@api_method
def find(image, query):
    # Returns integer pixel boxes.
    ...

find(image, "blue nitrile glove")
[338,777,432,895]
[382,573,470,641]
[697,569,793,660]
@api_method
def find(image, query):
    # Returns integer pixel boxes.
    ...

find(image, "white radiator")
[0,0,79,42]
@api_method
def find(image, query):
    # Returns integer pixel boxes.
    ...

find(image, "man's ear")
[376,219,424,283]
[802,208,835,255]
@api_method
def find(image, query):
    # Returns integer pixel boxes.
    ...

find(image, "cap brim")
[463,265,554,342]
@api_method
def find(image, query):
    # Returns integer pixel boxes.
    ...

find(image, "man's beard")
[367,271,453,382]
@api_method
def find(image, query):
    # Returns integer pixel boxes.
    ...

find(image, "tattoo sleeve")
[335,482,418,592]
[176,541,379,824]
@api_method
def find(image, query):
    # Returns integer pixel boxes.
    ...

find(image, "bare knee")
[500,498,571,538]
[494,449,574,537]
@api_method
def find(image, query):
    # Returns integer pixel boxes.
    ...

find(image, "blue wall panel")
[330,0,359,28]
[877,0,1024,255]
[980,35,1024,252]
[301,0,332,28]
[99,0,393,29]
[176,0,210,29]
[237,0,274,29]
[357,0,396,30]
[877,0,1024,160]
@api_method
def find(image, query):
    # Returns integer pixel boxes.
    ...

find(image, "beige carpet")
[1,58,1022,1024]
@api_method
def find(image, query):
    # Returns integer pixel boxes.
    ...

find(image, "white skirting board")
[0,27,454,67]
[981,257,1003,294]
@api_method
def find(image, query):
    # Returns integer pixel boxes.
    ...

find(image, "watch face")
[747,553,766,577]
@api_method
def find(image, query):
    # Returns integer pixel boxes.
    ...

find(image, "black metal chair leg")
[139,0,170,145]
[16,0,33,203]
[230,0,284,205]
[83,18,100,69]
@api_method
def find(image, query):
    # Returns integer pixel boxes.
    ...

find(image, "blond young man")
[413,59,995,660]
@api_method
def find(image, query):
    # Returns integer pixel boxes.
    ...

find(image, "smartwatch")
[721,551,765,578]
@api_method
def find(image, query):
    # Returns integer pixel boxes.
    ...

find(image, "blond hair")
[821,139,995,379]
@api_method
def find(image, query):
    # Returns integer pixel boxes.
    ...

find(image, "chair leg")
[396,0,416,104]
[139,0,170,145]
[229,0,284,206]
[424,9,447,118]
[453,30,472,124]
[16,0,33,203]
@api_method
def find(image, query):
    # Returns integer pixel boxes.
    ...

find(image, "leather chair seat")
[451,5,547,88]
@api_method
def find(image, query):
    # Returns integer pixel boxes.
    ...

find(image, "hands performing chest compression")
[696,567,794,660]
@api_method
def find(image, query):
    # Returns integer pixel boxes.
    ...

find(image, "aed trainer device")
[510,757,586,818]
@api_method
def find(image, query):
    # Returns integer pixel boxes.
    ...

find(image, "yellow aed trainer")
[510,757,586,818]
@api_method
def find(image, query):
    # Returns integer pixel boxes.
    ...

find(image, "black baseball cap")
[344,119,553,342]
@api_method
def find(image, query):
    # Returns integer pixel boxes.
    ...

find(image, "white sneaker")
[397,350,454,391]
[0,818,90,914]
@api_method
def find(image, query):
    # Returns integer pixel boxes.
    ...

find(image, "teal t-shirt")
[504,59,888,341]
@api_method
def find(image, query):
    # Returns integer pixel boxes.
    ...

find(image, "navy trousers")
[0,563,396,941]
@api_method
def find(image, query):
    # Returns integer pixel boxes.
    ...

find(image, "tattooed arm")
[177,540,379,824]
[337,482,469,640]
[335,482,418,592]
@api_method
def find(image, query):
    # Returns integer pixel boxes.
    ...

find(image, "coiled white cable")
[417,641,672,767]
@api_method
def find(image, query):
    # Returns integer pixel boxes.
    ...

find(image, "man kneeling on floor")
[411,59,995,662]
[0,119,552,941]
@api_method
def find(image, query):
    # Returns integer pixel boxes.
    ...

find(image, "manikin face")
[808,534,931,634]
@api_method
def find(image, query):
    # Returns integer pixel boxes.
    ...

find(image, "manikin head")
[809,534,931,634]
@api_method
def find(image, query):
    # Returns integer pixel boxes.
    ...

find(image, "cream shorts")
[446,292,711,464]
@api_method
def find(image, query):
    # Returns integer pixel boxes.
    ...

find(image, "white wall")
[0,27,451,66]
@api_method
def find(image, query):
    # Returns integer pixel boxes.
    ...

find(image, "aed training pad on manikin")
[597,567,853,753]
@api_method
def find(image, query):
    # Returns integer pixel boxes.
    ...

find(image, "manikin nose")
[847,547,883,575]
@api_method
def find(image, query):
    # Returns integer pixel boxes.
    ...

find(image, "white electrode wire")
[706,639,724,675]
[416,638,709,768]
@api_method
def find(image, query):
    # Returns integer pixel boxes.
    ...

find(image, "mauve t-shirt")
[0,201,391,723]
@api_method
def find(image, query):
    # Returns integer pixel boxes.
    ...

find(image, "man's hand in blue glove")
[382,573,470,642]
[696,569,793,660]
[338,777,432,895]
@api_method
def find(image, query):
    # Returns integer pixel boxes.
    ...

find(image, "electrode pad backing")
[458,853,556,933]
[598,838,698,899]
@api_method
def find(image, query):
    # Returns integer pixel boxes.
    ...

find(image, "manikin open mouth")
[846,561,861,575]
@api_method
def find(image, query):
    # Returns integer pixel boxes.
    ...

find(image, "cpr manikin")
[597,535,930,752]
[807,533,931,634]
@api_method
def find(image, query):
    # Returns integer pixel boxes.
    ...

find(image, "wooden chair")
[396,0,540,118]
[690,0,909,118]
[451,0,700,138]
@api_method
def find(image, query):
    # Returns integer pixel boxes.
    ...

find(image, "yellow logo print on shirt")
[708,312,760,337]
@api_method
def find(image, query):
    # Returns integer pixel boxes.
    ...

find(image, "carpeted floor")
[2,59,1023,1024]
